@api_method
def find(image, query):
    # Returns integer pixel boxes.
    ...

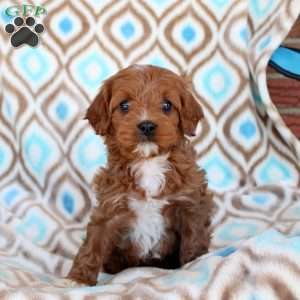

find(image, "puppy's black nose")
[137,120,157,137]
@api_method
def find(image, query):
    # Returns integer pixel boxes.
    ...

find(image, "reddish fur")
[67,65,213,286]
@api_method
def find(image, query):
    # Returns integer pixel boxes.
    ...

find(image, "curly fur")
[67,64,213,286]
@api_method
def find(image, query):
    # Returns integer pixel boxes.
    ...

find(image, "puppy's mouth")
[133,142,159,158]
[139,134,154,142]
[135,119,159,157]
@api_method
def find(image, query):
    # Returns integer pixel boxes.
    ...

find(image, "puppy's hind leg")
[179,203,211,266]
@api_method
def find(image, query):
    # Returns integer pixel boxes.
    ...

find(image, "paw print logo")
[5,16,44,47]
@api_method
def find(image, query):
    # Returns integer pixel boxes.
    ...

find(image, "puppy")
[67,64,213,286]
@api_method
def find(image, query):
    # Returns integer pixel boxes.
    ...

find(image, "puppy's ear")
[180,87,203,136]
[85,82,111,136]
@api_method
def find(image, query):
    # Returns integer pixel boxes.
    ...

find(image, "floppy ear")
[85,82,111,136]
[180,89,204,136]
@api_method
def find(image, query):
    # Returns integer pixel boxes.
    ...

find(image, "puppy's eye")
[119,100,129,113]
[162,99,172,113]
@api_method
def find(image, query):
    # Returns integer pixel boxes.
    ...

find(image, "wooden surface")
[267,16,300,138]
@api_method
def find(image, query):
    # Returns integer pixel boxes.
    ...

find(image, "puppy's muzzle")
[137,120,157,138]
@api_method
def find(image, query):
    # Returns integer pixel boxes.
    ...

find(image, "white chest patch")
[129,198,168,258]
[130,153,170,197]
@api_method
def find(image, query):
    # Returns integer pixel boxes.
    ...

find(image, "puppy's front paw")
[55,278,87,288]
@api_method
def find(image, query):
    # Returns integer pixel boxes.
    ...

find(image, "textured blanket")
[0,0,299,299]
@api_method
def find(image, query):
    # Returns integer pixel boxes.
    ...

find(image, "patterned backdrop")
[0,0,300,298]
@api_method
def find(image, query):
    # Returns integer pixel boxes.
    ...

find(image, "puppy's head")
[85,65,203,158]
